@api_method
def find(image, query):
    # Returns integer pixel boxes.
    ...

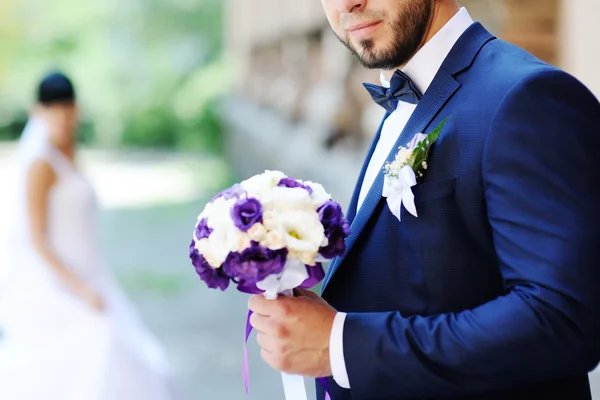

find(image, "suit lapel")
[322,23,496,291]
[321,115,387,292]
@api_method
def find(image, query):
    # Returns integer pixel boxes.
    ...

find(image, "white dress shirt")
[329,7,474,389]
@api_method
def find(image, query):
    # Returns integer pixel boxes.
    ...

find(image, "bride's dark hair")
[37,71,76,106]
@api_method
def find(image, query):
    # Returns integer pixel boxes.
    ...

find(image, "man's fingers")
[261,348,289,373]
[294,288,321,299]
[249,294,297,319]
[249,312,269,332]
[256,332,274,353]
[248,294,274,315]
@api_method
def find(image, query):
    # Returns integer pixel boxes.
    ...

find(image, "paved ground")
[1,142,599,399]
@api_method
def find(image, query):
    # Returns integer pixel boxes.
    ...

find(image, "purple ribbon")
[243,265,331,399]
[244,309,253,394]
[318,377,332,400]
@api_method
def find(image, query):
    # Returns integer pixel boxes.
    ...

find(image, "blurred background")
[0,0,599,399]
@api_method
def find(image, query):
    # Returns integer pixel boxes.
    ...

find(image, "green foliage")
[413,118,449,164]
[0,112,27,141]
[121,106,178,148]
[175,101,226,152]
[411,117,449,179]
[121,100,226,153]
[0,0,227,150]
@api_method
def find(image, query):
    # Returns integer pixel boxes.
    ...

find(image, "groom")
[248,1,600,399]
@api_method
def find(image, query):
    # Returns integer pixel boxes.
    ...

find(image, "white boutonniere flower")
[383,118,448,221]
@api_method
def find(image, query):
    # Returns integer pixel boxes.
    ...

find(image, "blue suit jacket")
[319,23,600,400]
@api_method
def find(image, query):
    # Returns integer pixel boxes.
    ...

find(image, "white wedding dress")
[0,119,176,400]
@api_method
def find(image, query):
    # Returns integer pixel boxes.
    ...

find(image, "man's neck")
[381,2,461,81]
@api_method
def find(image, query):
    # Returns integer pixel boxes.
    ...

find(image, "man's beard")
[337,0,433,70]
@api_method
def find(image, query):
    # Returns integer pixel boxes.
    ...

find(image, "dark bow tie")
[363,70,422,113]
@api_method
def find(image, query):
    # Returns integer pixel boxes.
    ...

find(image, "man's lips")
[347,21,383,38]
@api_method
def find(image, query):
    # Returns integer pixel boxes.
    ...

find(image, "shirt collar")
[380,7,474,92]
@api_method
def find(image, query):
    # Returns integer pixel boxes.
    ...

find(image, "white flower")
[196,238,222,269]
[395,147,413,164]
[237,234,252,253]
[382,119,447,222]
[289,249,301,260]
[247,223,267,242]
[199,197,242,266]
[279,210,325,254]
[202,225,241,267]
[203,197,234,227]
[262,210,280,231]
[262,186,314,213]
[303,181,331,208]
[385,144,418,179]
[299,251,317,266]
[288,247,318,266]
[263,170,287,183]
[240,170,286,200]
[264,230,286,250]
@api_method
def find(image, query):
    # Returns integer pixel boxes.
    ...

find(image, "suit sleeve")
[342,69,600,399]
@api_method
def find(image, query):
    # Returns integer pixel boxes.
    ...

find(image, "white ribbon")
[382,164,418,221]
[256,260,310,400]
[280,371,308,400]
[256,259,309,300]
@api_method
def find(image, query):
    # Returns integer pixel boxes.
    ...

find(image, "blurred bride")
[0,72,177,400]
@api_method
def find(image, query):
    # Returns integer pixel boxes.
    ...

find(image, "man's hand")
[248,288,336,377]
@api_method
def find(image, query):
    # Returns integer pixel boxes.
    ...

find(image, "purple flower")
[318,201,351,259]
[319,226,348,259]
[195,218,213,240]
[318,201,351,237]
[189,240,230,291]
[211,184,244,202]
[223,242,288,292]
[235,280,265,295]
[278,177,313,194]
[231,198,262,232]
[407,132,428,151]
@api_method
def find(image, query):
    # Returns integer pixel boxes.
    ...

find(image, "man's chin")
[356,52,390,70]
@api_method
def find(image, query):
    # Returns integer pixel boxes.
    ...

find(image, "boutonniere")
[382,118,448,221]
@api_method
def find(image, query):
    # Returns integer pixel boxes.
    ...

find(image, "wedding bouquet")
[188,170,349,400]
[189,170,350,299]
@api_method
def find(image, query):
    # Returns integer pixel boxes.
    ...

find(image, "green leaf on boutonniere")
[383,117,450,181]
[411,117,449,180]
